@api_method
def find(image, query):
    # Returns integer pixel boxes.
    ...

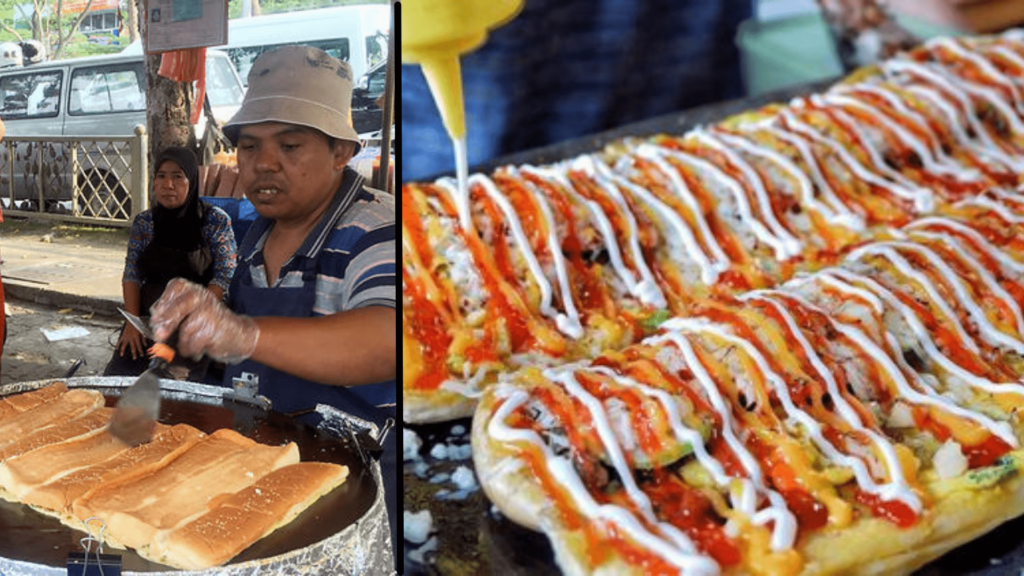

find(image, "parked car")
[352,59,388,137]
[0,50,244,218]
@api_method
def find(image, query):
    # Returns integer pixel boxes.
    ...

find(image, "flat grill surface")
[0,386,376,572]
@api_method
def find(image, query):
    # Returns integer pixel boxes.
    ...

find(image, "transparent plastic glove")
[149,278,260,364]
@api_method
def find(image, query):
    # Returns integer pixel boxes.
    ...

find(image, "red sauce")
[964,434,1013,468]
[644,468,742,566]
[854,489,919,527]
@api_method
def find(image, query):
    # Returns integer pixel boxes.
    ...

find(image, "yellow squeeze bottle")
[402,0,524,229]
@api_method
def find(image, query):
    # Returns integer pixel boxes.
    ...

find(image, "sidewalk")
[1,218,126,317]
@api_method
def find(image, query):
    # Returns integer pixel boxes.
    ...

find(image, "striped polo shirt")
[231,167,396,409]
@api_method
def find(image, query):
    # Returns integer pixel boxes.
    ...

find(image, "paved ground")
[0,217,126,386]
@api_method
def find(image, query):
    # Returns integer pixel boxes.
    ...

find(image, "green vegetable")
[965,456,1018,489]
[642,309,672,332]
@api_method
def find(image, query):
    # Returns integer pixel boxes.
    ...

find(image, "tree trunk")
[30,1,42,41]
[135,1,196,167]
[127,0,138,43]
[252,0,261,16]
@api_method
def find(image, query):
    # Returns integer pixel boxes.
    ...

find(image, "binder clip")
[67,517,121,576]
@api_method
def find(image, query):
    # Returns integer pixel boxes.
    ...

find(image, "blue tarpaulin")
[202,196,257,243]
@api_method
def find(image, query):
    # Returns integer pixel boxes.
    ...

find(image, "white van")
[0,50,244,216]
[124,5,389,86]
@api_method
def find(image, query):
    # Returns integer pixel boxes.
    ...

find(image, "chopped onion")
[933,440,968,480]
[404,509,433,544]
[887,402,915,428]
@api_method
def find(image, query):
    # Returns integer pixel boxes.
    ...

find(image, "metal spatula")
[110,309,173,446]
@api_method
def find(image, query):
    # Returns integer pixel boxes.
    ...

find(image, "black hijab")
[151,146,206,252]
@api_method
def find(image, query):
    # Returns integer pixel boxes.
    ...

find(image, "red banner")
[60,0,119,15]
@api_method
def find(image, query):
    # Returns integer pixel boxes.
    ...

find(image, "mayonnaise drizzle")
[806,96,936,210]
[954,194,1024,224]
[855,241,1024,354]
[778,107,935,212]
[927,37,1024,116]
[775,285,1018,447]
[830,87,984,180]
[646,142,799,260]
[487,386,721,575]
[506,167,585,338]
[755,123,865,230]
[521,163,667,308]
[905,216,1024,275]
[648,328,798,551]
[818,92,973,179]
[812,267,1024,400]
[904,84,1024,171]
[711,129,863,230]
[737,291,921,507]
[568,156,668,307]
[690,130,804,258]
[626,146,732,283]
[846,244,982,354]
[906,228,1024,334]
[447,175,582,338]
[884,60,1024,159]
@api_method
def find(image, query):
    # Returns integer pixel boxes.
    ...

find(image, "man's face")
[236,122,355,225]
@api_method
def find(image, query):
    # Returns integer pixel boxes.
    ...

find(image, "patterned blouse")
[122,204,237,293]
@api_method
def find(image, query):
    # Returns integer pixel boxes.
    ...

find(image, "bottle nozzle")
[419,52,467,140]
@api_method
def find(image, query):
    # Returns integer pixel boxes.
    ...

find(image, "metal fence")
[0,128,148,227]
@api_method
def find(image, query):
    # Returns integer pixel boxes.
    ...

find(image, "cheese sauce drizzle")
[521,163,666,308]
[777,107,935,212]
[649,328,799,551]
[690,129,804,257]
[487,386,721,575]
[737,291,920,506]
[711,129,863,230]
[628,145,733,283]
[649,141,801,260]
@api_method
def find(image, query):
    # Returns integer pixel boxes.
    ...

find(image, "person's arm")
[117,214,152,359]
[203,205,237,301]
[815,0,920,71]
[150,279,396,386]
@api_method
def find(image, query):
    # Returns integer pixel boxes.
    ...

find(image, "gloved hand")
[149,278,260,364]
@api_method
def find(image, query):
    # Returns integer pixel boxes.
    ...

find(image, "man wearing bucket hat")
[149,46,397,562]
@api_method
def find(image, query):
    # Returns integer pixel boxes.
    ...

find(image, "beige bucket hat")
[223,45,362,153]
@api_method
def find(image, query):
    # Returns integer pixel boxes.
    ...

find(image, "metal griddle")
[0,377,390,575]
[403,80,1024,574]
[406,417,1024,575]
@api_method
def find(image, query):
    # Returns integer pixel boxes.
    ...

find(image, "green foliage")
[226,0,388,19]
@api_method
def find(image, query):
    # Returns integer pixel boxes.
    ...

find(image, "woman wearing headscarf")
[104,146,237,378]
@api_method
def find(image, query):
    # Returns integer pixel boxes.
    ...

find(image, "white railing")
[0,126,148,227]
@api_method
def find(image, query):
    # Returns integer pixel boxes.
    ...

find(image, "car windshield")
[205,55,244,107]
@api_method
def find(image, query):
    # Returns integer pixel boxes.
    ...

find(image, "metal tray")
[403,81,1024,574]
